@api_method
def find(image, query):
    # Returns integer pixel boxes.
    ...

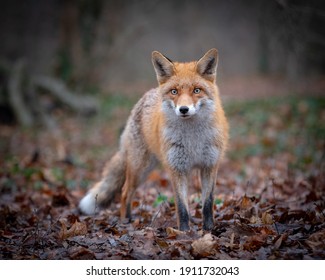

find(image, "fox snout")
[176,104,196,118]
[179,106,189,114]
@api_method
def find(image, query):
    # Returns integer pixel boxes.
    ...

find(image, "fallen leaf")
[262,211,274,224]
[192,233,217,256]
[274,233,288,250]
[243,235,267,251]
[249,215,260,224]
[70,247,96,260]
[229,232,235,249]
[155,238,169,248]
[306,229,325,251]
[166,227,183,239]
[59,221,87,240]
[240,194,252,209]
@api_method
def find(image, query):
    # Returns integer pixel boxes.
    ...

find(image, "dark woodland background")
[1,0,325,91]
[0,0,324,260]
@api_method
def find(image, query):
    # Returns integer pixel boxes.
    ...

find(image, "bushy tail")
[79,152,126,215]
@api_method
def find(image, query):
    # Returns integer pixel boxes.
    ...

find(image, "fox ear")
[152,51,175,84]
[196,48,218,82]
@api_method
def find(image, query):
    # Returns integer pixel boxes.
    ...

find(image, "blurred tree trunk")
[58,0,84,82]
[57,0,104,84]
[1,58,98,127]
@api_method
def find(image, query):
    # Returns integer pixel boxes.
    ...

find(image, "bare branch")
[32,75,99,115]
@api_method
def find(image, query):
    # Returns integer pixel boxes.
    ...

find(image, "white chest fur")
[162,114,220,174]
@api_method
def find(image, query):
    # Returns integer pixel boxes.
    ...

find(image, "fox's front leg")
[170,172,190,231]
[201,168,217,230]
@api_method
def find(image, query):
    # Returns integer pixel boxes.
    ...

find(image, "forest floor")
[0,87,324,259]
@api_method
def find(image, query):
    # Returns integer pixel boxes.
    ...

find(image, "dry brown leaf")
[159,178,169,188]
[70,247,96,260]
[156,238,169,248]
[192,233,217,256]
[262,211,274,225]
[229,232,235,249]
[243,235,267,251]
[166,227,183,239]
[132,201,140,208]
[306,229,325,251]
[58,220,68,240]
[240,195,252,209]
[274,235,283,249]
[59,221,87,240]
[249,215,259,224]
[260,226,276,235]
[274,233,288,250]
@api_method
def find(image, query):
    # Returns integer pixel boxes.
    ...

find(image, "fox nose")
[179,106,189,114]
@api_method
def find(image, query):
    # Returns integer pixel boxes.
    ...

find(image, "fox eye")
[171,89,178,95]
[193,88,201,94]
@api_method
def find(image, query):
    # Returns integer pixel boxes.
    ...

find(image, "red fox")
[79,49,229,231]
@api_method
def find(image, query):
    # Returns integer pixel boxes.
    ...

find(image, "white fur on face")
[175,104,196,117]
[162,98,214,120]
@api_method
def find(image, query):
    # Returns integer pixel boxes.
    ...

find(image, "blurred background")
[0,0,324,193]
[1,0,325,95]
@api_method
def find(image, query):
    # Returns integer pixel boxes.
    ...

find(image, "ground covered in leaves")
[0,94,324,259]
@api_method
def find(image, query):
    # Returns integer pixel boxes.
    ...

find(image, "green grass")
[224,96,325,170]
[153,193,168,207]
[100,94,138,119]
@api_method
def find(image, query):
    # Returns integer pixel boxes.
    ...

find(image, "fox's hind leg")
[120,166,138,219]
[120,154,157,220]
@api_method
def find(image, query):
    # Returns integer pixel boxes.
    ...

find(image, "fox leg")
[120,166,138,220]
[201,168,217,230]
[120,154,157,220]
[169,172,190,231]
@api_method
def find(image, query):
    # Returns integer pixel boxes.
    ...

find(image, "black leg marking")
[203,192,214,230]
[177,199,190,231]
[126,203,132,220]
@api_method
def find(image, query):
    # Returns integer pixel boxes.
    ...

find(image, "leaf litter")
[0,96,324,259]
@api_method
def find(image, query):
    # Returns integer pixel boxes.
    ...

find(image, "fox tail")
[79,152,126,215]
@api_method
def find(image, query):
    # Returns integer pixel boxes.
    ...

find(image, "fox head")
[152,49,219,119]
